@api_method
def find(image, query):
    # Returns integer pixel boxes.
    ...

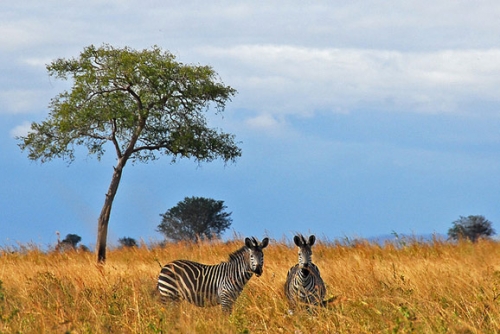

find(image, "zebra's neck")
[297,265,316,283]
[300,268,311,277]
[227,246,253,281]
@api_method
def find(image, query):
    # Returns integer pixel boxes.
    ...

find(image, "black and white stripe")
[157,237,269,313]
[284,234,326,308]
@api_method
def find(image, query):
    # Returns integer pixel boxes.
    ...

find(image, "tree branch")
[131,142,171,154]
[110,118,122,158]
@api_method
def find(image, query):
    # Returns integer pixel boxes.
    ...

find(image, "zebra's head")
[294,234,316,269]
[245,237,269,277]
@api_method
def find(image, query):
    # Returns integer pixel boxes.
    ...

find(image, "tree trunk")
[96,159,125,263]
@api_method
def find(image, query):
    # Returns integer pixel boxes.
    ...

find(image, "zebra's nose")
[254,266,263,277]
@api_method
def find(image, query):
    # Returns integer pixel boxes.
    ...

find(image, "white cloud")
[23,58,52,68]
[245,114,276,128]
[3,1,500,127]
[0,89,48,115]
[245,114,282,132]
[199,45,500,116]
[9,121,31,138]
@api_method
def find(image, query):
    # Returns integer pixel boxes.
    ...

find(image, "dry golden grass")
[1,238,500,333]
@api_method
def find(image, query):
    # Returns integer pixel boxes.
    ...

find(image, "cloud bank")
[199,45,500,118]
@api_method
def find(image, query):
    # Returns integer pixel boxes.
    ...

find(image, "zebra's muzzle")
[254,266,263,277]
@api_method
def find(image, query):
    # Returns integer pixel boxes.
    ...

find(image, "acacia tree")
[118,237,138,248]
[447,215,495,242]
[18,44,241,263]
[158,196,232,242]
[62,233,82,247]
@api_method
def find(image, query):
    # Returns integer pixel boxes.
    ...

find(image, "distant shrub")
[118,237,138,248]
[448,215,495,242]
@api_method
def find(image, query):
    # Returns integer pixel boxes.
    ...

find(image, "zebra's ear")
[261,238,269,249]
[293,235,302,247]
[245,237,253,248]
[308,235,316,246]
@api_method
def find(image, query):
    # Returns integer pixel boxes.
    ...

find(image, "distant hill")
[366,233,447,245]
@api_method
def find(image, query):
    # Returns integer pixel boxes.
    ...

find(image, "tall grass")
[1,238,500,333]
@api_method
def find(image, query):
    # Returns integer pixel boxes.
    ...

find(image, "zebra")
[157,237,269,313]
[284,234,326,309]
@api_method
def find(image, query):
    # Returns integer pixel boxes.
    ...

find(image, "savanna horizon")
[1,237,500,333]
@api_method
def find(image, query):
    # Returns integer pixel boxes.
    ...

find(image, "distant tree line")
[54,233,140,251]
[55,213,494,250]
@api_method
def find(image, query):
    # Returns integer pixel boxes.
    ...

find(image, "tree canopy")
[157,196,232,242]
[447,215,495,242]
[62,234,82,247]
[18,44,241,262]
[118,237,138,248]
[55,233,84,252]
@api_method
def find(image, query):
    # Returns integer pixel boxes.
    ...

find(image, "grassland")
[1,237,500,333]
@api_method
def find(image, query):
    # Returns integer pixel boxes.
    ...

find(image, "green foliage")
[18,44,241,165]
[447,215,495,242]
[157,196,232,242]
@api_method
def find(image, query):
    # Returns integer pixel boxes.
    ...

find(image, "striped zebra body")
[158,237,269,313]
[285,263,326,307]
[284,234,326,308]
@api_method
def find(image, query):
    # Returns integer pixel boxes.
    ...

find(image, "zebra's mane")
[227,245,249,263]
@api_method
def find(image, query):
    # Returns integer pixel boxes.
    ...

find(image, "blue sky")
[2,1,500,249]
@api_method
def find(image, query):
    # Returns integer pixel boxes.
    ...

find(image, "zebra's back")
[158,260,222,307]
